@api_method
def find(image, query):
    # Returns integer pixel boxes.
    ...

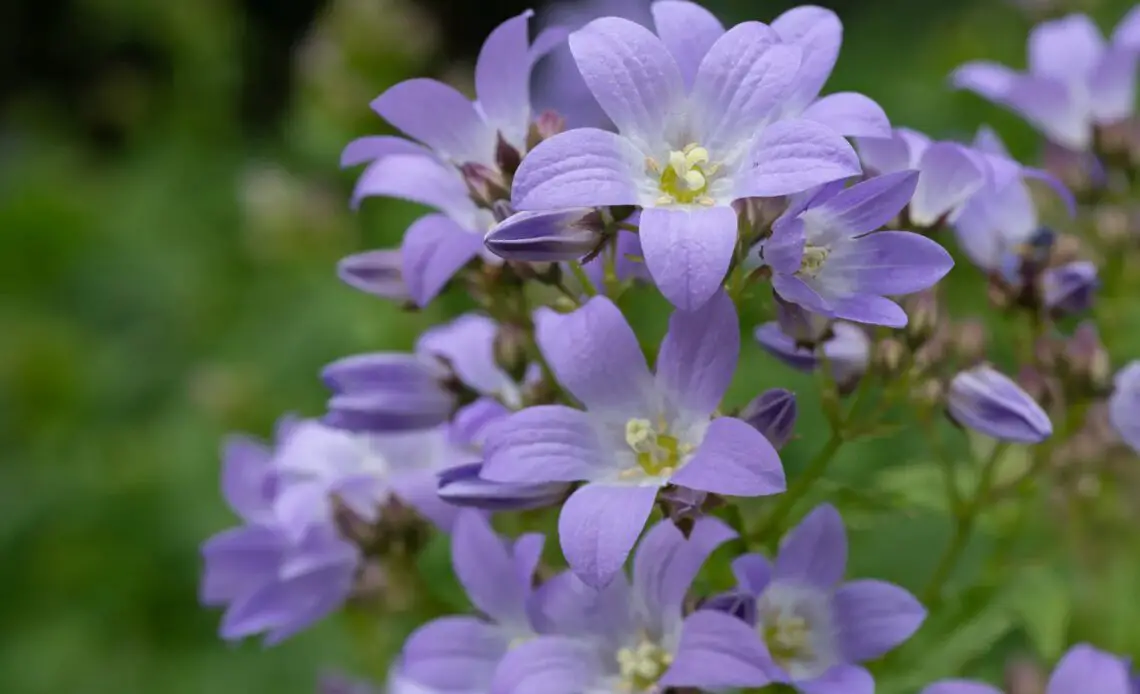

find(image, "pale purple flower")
[1042,260,1099,315]
[437,462,571,511]
[511,16,861,309]
[741,388,798,449]
[1110,361,1140,453]
[490,518,736,694]
[952,13,1140,150]
[664,504,926,693]
[337,250,410,303]
[755,321,871,391]
[400,510,547,691]
[482,292,785,587]
[921,643,1135,694]
[484,208,603,262]
[760,170,954,327]
[948,364,1053,443]
[857,128,987,227]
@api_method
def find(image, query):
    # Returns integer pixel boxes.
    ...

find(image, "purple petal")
[754,321,821,372]
[476,11,536,148]
[200,525,283,605]
[1028,14,1106,86]
[401,616,507,690]
[632,517,737,630]
[639,205,739,310]
[740,119,862,198]
[513,533,545,590]
[827,294,908,329]
[732,553,773,595]
[651,0,725,87]
[371,78,495,165]
[655,290,739,416]
[910,143,986,226]
[764,215,807,275]
[948,365,1053,444]
[690,22,801,153]
[833,579,926,662]
[772,274,832,316]
[801,92,892,138]
[1046,643,1133,694]
[774,503,847,588]
[814,169,918,234]
[337,250,410,303]
[771,5,842,113]
[659,610,774,689]
[921,682,1004,694]
[798,665,875,694]
[828,231,954,296]
[390,468,461,531]
[1110,362,1140,453]
[351,154,474,219]
[1114,5,1140,48]
[1090,46,1139,122]
[669,417,786,496]
[451,510,529,624]
[528,568,635,639]
[489,636,605,694]
[558,483,658,588]
[511,128,642,210]
[481,405,613,484]
[416,313,508,400]
[401,213,483,307]
[534,297,654,412]
[437,462,569,512]
[951,63,1088,150]
[340,136,431,168]
[568,17,685,145]
[450,398,512,447]
[529,26,570,62]
[221,435,274,523]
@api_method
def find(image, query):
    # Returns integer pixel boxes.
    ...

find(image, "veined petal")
[659,610,774,689]
[826,231,954,296]
[639,205,739,311]
[371,78,495,165]
[481,405,616,484]
[655,290,740,417]
[1090,46,1139,122]
[512,129,643,210]
[1046,644,1133,694]
[763,215,807,275]
[910,143,985,226]
[774,503,847,588]
[814,169,918,234]
[732,553,773,595]
[739,119,861,198]
[568,17,685,147]
[1028,14,1106,86]
[401,214,483,307]
[951,61,1020,101]
[452,510,529,625]
[669,417,786,496]
[337,250,409,303]
[476,11,537,148]
[772,5,842,113]
[651,0,726,87]
[798,665,874,694]
[772,274,832,316]
[401,616,507,691]
[490,636,606,694]
[559,483,658,588]
[833,579,926,662]
[921,682,1004,694]
[800,92,892,138]
[351,154,475,221]
[340,136,431,168]
[827,294,908,328]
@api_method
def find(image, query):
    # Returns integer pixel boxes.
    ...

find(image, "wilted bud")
[948,365,1053,443]
[495,133,523,177]
[698,590,757,624]
[484,208,604,262]
[1065,322,1112,394]
[775,294,832,346]
[1110,361,1140,454]
[460,162,511,207]
[740,388,797,449]
[951,318,987,364]
[527,110,565,151]
[873,338,907,377]
[493,323,532,382]
[321,353,456,431]
[437,462,570,511]
[904,289,940,347]
[755,321,870,394]
[336,250,411,304]
[1004,655,1047,694]
[1042,261,1099,316]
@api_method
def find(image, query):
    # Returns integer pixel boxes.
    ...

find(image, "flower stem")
[755,431,844,548]
[568,260,598,297]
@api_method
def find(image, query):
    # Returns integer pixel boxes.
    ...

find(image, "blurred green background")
[2,0,1138,692]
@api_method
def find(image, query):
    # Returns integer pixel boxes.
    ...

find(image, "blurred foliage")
[1,0,1139,692]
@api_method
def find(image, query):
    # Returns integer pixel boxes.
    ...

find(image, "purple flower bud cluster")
[196,2,1140,692]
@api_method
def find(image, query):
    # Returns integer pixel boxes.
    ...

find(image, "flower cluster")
[200,1,1140,692]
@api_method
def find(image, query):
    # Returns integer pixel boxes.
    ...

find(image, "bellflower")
[760,170,954,327]
[437,462,571,511]
[755,320,871,391]
[1042,260,1100,315]
[484,208,604,261]
[200,427,360,645]
[664,504,926,693]
[741,388,798,449]
[482,292,785,587]
[921,643,1136,694]
[491,518,736,694]
[400,511,547,692]
[1110,361,1140,453]
[948,364,1053,444]
[511,16,861,309]
[952,13,1140,150]
[857,128,987,227]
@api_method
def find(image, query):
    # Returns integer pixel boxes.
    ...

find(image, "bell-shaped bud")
[1065,322,1112,394]
[698,590,757,625]
[903,289,941,347]
[337,250,410,303]
[527,110,566,151]
[437,462,570,511]
[1109,361,1140,454]
[495,133,523,177]
[951,318,987,364]
[461,162,511,207]
[755,321,870,394]
[484,208,604,262]
[321,353,456,432]
[740,388,797,449]
[658,486,719,537]
[1042,260,1099,316]
[948,364,1053,443]
[493,323,532,383]
[775,294,832,346]
[873,338,908,377]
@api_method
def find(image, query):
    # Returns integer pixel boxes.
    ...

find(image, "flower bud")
[775,294,832,346]
[740,388,797,449]
[484,209,604,262]
[321,354,456,431]
[755,321,870,394]
[1042,260,1099,316]
[1109,361,1140,454]
[903,289,940,347]
[1004,656,1047,694]
[873,338,907,377]
[493,323,532,383]
[337,250,411,304]
[495,133,522,177]
[951,318,987,364]
[437,462,570,511]
[527,110,565,151]
[948,365,1053,443]
[913,378,944,409]
[1064,322,1112,395]
[658,486,718,536]
[460,162,510,207]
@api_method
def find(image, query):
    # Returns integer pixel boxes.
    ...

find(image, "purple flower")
[948,364,1053,443]
[755,320,871,391]
[921,643,1135,694]
[490,518,736,694]
[482,292,785,587]
[952,13,1140,150]
[664,504,926,693]
[511,16,861,309]
[400,511,546,691]
[337,250,410,303]
[760,170,954,327]
[1042,260,1099,315]
[437,462,571,511]
[484,208,603,262]
[741,388,798,449]
[857,128,987,227]
[200,428,360,644]
[1110,360,1140,453]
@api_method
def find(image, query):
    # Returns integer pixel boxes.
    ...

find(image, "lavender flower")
[1042,260,1100,315]
[483,292,785,587]
[400,510,546,691]
[755,320,871,391]
[437,462,570,511]
[484,208,604,262]
[664,504,926,692]
[490,518,736,694]
[741,388,798,449]
[1110,361,1140,453]
[200,428,360,644]
[337,250,410,303]
[921,643,1135,694]
[759,170,954,327]
[952,13,1140,150]
[948,364,1054,443]
[511,15,861,309]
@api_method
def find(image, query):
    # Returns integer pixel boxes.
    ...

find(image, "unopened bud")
[948,365,1053,443]
[527,110,565,151]
[493,323,532,382]
[495,133,523,177]
[1065,321,1112,395]
[904,289,940,347]
[873,338,907,377]
[484,209,605,262]
[437,462,570,511]
[1042,260,1099,317]
[461,162,511,207]
[739,388,797,449]
[914,378,944,409]
[951,318,987,364]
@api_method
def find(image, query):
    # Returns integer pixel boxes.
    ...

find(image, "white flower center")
[621,417,692,479]
[798,245,831,278]
[616,638,673,692]
[648,143,719,207]
[757,584,837,680]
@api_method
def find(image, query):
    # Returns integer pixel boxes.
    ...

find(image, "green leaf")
[414,532,469,613]
[1009,566,1070,660]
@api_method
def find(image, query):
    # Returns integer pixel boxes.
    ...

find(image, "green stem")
[755,432,844,547]
[568,260,598,297]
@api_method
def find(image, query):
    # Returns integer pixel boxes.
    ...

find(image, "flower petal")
[528,568,635,639]
[390,468,461,531]
[476,11,537,148]
[416,313,508,399]
[340,135,431,168]
[534,296,655,412]
[651,0,725,87]
[568,17,685,146]
[739,119,861,198]
[511,128,643,210]
[798,665,875,694]
[400,214,483,307]
[1114,5,1140,48]
[371,78,495,165]
[810,169,918,234]
[827,231,954,296]
[921,682,1004,694]
[1090,46,1139,122]
[910,143,985,226]
[221,435,274,523]
[670,417,786,497]
[484,209,602,262]
[732,553,773,595]
[1028,14,1106,86]
[490,636,606,694]
[772,274,832,316]
[452,510,529,625]
[763,215,807,275]
[401,616,507,691]
[1110,362,1140,453]
[655,290,740,416]
[351,154,475,221]
[558,483,658,588]
[827,294,908,328]
[337,250,410,303]
[771,5,842,113]
[833,579,927,662]
[639,205,739,311]
[659,610,774,689]
[800,92,891,138]
[1046,643,1133,694]
[773,503,847,588]
[952,63,1088,150]
[481,405,614,484]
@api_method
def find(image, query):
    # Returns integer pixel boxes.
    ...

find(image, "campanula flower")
[437,462,571,512]
[484,208,604,262]
[755,321,871,391]
[1042,260,1099,315]
[1110,361,1140,453]
[921,643,1135,694]
[948,364,1053,443]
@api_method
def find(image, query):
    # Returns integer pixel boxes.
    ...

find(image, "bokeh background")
[3,0,1139,692]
